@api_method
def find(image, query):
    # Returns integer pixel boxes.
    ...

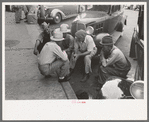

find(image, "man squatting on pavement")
[35,22,131,87]
[56,24,74,60]
[37,29,70,82]
[70,29,97,82]
[96,35,131,89]
[34,22,51,56]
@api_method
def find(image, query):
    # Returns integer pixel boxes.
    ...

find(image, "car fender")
[50,9,65,19]
[115,22,124,32]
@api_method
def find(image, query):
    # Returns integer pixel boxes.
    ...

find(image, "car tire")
[53,12,62,24]
[116,22,123,32]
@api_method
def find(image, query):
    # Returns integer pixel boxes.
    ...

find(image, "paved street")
[116,9,138,78]
[4,8,138,100]
[5,12,77,100]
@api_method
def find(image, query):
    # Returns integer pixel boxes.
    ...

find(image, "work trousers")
[98,65,130,85]
[70,48,97,74]
[38,59,70,77]
[84,48,97,74]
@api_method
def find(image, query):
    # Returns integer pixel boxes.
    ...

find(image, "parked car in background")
[125,5,140,11]
[37,5,85,24]
[126,5,134,10]
[71,5,127,53]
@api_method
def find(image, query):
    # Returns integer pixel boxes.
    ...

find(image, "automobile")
[133,5,140,11]
[126,5,134,10]
[37,5,85,24]
[129,5,144,80]
[71,5,127,52]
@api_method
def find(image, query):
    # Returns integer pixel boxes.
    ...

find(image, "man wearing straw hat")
[70,29,97,82]
[57,24,74,60]
[34,22,51,56]
[38,29,70,82]
[97,35,131,89]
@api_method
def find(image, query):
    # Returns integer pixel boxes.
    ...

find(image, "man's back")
[38,42,68,65]
[110,46,129,70]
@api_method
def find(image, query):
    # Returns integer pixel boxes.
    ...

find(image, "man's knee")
[84,55,91,63]
[61,60,70,69]
[62,59,69,64]
[39,69,50,76]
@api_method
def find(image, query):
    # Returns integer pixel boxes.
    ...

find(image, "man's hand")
[63,51,68,59]
[73,53,80,61]
[34,50,39,56]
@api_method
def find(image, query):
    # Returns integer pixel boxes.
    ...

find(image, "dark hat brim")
[100,41,113,46]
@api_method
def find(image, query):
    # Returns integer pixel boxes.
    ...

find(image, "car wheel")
[53,12,62,24]
[116,22,123,32]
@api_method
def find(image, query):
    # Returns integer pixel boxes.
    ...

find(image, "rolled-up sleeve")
[54,45,68,61]
[105,51,118,66]
[37,32,44,42]
[86,35,96,51]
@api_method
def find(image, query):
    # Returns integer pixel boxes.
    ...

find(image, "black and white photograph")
[2,2,147,120]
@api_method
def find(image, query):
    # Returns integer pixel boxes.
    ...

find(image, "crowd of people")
[33,21,131,90]
[13,5,38,24]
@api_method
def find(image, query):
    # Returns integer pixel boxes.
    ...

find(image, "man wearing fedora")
[70,29,97,82]
[57,24,74,60]
[34,22,51,56]
[38,29,70,82]
[97,35,131,88]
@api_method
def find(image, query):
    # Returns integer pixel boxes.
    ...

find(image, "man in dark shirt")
[34,22,51,56]
[97,35,131,88]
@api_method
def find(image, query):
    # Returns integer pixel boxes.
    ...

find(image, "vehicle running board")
[111,30,122,44]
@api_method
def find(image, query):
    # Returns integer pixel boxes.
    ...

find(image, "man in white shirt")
[70,29,97,82]
[38,30,70,82]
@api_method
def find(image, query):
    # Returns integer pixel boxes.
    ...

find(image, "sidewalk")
[5,12,77,100]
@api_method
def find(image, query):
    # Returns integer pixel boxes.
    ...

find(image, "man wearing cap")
[70,29,97,82]
[34,22,51,56]
[38,29,70,82]
[97,35,131,88]
[57,24,74,60]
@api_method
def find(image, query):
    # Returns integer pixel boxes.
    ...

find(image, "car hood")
[73,11,109,24]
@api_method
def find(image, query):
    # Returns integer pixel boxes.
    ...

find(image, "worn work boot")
[80,73,90,82]
[45,75,51,78]
[58,74,71,83]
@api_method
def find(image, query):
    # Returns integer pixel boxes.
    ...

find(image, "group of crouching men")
[34,22,131,90]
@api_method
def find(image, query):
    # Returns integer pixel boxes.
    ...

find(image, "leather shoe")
[45,75,51,78]
[58,74,71,83]
[80,73,89,82]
